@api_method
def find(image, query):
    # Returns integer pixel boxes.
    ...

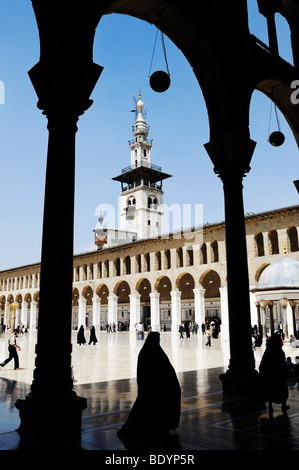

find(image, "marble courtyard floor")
[1,329,299,452]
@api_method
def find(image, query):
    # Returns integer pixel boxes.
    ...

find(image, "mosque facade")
[1,96,299,339]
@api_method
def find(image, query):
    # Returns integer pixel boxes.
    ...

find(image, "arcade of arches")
[1,205,299,339]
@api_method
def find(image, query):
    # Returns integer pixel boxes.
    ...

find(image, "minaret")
[112,92,171,240]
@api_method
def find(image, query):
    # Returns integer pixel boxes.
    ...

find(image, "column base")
[15,392,87,437]
[219,369,259,397]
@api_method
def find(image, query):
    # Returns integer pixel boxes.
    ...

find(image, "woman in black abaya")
[117,332,181,438]
[77,325,86,346]
[259,333,289,414]
[88,325,98,345]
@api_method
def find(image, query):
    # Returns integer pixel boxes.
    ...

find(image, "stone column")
[4,301,10,327]
[92,296,101,329]
[78,298,87,327]
[21,301,27,329]
[205,132,258,395]
[289,301,298,338]
[249,291,258,327]
[219,286,229,341]
[15,58,103,436]
[30,300,37,330]
[286,302,293,338]
[150,292,160,331]
[193,287,205,326]
[129,293,141,332]
[171,290,181,332]
[108,294,118,328]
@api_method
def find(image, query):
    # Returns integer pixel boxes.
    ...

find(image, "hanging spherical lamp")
[148,29,171,93]
[149,70,171,93]
[268,130,285,147]
[267,101,285,147]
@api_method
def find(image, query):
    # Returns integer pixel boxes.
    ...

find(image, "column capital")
[193,287,205,295]
[150,292,160,299]
[204,131,256,182]
[170,290,181,298]
[129,293,141,300]
[28,60,103,120]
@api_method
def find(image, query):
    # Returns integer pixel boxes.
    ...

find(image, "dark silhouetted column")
[15,60,102,436]
[205,131,259,395]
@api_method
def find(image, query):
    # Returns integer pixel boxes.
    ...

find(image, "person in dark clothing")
[184,321,190,339]
[259,333,289,415]
[117,332,181,439]
[88,326,98,345]
[77,325,86,345]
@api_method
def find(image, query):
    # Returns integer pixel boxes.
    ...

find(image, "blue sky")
[0,1,298,270]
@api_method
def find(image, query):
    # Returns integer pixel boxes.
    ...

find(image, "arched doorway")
[0,295,5,328]
[72,287,79,328]
[155,275,172,329]
[200,270,221,321]
[114,280,130,329]
[96,284,109,329]
[176,272,195,322]
[82,285,93,327]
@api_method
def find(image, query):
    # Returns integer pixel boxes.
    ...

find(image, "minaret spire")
[112,92,172,239]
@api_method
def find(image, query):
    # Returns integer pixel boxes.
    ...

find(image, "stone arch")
[72,287,79,307]
[113,280,130,303]
[176,247,183,268]
[210,240,219,263]
[16,293,23,307]
[268,229,279,255]
[0,295,5,326]
[176,272,195,300]
[199,269,221,298]
[136,278,151,303]
[155,276,172,301]
[82,285,93,306]
[123,255,131,275]
[254,232,265,257]
[287,226,299,252]
[96,284,109,304]
[33,291,39,304]
[200,243,207,264]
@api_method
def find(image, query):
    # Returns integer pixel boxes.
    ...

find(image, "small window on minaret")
[144,149,147,157]
[148,220,151,225]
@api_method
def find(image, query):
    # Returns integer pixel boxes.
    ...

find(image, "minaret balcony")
[122,162,162,174]
[129,137,153,146]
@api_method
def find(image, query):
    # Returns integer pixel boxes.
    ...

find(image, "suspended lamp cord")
[268,100,281,137]
[148,28,170,77]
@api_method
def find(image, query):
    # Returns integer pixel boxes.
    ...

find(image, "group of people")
[178,321,199,339]
[0,318,295,431]
[77,325,98,345]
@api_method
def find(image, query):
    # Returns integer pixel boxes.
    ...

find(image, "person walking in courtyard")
[136,322,143,340]
[88,325,98,345]
[77,325,86,345]
[179,322,184,339]
[185,321,190,339]
[205,327,212,347]
[117,332,181,440]
[0,329,21,370]
[259,333,289,416]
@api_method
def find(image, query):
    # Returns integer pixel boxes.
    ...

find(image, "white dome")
[258,256,299,289]
[136,98,144,113]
